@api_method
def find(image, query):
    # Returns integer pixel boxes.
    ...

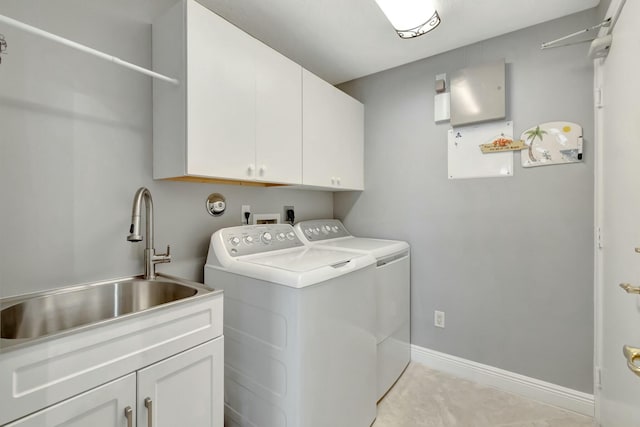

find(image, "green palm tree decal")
[525,126,547,162]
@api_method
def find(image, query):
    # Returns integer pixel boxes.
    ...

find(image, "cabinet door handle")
[247,164,255,176]
[145,397,153,427]
[259,165,266,176]
[124,406,133,427]
[623,345,640,377]
[620,283,640,294]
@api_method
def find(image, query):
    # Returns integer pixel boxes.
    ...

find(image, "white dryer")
[294,219,410,401]
[205,224,377,427]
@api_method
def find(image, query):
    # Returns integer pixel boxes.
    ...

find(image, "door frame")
[593,0,629,423]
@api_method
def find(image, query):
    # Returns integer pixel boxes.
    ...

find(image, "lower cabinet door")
[137,337,224,427]
[5,374,136,427]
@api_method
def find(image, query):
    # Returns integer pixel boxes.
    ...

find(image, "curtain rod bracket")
[541,18,612,50]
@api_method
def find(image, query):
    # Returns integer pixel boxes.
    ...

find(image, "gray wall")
[0,0,332,299]
[0,0,596,395]
[336,10,596,393]
[598,0,613,18]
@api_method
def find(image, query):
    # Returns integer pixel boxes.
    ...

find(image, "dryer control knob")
[286,231,296,240]
[261,232,273,244]
[229,236,241,246]
[276,232,286,241]
[243,236,254,245]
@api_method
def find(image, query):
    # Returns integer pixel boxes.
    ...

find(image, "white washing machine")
[205,224,377,427]
[294,219,410,401]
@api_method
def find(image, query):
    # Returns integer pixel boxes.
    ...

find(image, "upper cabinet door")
[186,0,256,180]
[255,43,302,184]
[302,70,364,190]
[333,92,364,190]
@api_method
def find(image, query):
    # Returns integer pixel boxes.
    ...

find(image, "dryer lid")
[313,238,409,259]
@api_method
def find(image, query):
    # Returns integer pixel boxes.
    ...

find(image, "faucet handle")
[153,245,171,264]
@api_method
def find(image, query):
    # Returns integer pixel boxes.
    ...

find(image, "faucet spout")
[127,187,151,244]
[126,187,170,279]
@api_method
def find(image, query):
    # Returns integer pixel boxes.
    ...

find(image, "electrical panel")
[450,59,506,127]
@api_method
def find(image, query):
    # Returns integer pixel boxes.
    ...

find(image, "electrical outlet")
[241,205,251,224]
[434,310,445,328]
[284,205,295,225]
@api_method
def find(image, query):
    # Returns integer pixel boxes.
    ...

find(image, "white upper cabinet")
[153,0,302,185]
[153,0,362,190]
[302,69,364,190]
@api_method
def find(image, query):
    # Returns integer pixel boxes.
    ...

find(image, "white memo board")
[448,121,514,179]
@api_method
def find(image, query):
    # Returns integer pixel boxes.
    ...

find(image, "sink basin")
[1,277,204,340]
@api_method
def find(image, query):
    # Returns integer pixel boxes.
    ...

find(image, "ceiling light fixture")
[374,0,441,39]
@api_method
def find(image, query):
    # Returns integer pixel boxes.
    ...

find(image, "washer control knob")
[261,232,273,244]
[243,235,254,245]
[305,228,313,236]
[322,225,330,234]
[332,226,339,233]
[286,231,296,240]
[229,236,241,246]
[313,227,320,235]
[276,232,286,241]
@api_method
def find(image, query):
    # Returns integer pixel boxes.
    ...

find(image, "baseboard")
[411,345,595,417]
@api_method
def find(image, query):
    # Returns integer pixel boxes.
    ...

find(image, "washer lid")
[216,247,376,288]
[242,247,356,272]
[313,238,409,259]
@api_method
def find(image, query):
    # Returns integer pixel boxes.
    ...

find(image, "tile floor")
[373,363,596,427]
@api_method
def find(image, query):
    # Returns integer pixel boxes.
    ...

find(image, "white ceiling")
[120,0,600,84]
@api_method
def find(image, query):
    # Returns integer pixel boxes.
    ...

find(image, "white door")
[5,374,136,427]
[597,0,640,425]
[137,338,224,427]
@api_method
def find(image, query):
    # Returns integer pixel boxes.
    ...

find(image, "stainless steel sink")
[1,275,211,341]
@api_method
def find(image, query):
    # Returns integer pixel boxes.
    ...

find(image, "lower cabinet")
[4,374,136,427]
[138,337,223,427]
[5,338,223,427]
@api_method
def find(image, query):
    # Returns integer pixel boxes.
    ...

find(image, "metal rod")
[539,38,597,50]
[0,13,179,85]
[541,18,611,50]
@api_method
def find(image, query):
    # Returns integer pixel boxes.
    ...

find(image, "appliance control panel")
[221,224,303,257]
[296,219,351,242]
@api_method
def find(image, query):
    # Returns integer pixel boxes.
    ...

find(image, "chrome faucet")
[127,187,171,280]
